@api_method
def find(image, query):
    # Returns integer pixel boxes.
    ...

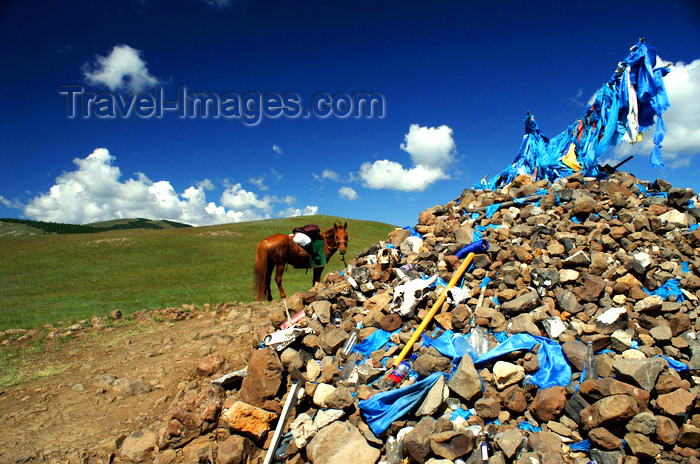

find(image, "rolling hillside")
[0,217,191,236]
[0,215,395,331]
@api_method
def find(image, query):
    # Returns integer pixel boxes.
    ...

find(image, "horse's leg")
[265,258,274,301]
[275,263,287,299]
[313,266,323,286]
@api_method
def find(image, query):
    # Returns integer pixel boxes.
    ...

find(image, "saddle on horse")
[292,224,326,268]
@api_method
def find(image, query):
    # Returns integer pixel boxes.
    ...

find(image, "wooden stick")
[392,252,476,367]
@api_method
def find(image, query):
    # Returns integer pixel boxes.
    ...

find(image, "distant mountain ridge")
[0,217,192,235]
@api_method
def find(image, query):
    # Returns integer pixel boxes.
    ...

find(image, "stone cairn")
[118,171,700,464]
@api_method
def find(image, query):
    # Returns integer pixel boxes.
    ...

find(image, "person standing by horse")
[253,222,348,301]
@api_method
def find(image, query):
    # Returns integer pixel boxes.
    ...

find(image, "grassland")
[0,215,395,331]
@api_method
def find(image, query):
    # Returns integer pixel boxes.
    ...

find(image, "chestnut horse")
[253,222,348,301]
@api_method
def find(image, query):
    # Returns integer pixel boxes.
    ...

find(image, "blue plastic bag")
[474,334,571,388]
[353,329,399,357]
[359,372,447,436]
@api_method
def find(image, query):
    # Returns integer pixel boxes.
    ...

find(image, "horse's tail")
[253,239,269,301]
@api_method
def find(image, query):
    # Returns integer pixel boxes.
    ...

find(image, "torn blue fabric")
[402,226,422,238]
[450,407,475,422]
[643,279,685,302]
[474,40,671,190]
[658,355,689,372]
[518,422,541,433]
[485,203,502,218]
[353,329,399,357]
[473,224,501,242]
[474,334,572,388]
[569,439,591,451]
[359,372,447,436]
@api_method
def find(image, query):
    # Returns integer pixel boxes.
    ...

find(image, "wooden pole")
[392,252,475,367]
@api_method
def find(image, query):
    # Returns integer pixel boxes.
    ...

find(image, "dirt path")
[0,303,275,464]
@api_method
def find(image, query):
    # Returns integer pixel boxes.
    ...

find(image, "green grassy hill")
[0,215,395,331]
[0,217,192,236]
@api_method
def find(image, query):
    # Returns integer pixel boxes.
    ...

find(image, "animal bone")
[391,274,437,317]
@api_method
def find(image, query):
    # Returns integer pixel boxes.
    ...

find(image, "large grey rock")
[561,341,587,371]
[626,412,657,434]
[416,374,448,416]
[429,431,475,461]
[612,357,666,392]
[306,421,380,464]
[413,353,452,377]
[404,416,437,463]
[590,449,626,464]
[310,300,331,324]
[505,313,541,337]
[447,354,482,402]
[496,428,523,459]
[500,291,540,316]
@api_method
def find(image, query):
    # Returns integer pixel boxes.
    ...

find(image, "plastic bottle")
[582,341,598,381]
[331,310,343,327]
[340,321,362,358]
[480,442,489,462]
[386,436,402,464]
[385,354,417,386]
[339,352,360,383]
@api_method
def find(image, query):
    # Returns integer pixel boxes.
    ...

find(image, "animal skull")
[391,275,437,317]
[376,247,400,267]
[446,286,471,306]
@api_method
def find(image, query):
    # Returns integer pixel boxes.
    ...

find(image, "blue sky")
[1,0,700,227]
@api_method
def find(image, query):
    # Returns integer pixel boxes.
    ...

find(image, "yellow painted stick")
[392,252,475,367]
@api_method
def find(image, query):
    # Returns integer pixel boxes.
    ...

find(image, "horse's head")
[333,222,348,256]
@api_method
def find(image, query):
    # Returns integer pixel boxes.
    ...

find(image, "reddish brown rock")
[239,348,283,408]
[500,385,528,414]
[158,386,222,450]
[678,423,700,448]
[217,435,254,464]
[656,389,697,417]
[655,373,687,394]
[195,353,224,377]
[588,427,623,450]
[580,394,639,431]
[529,386,567,422]
[474,396,501,420]
[655,415,680,446]
[580,378,650,409]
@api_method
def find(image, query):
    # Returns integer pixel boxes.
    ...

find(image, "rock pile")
[116,171,700,464]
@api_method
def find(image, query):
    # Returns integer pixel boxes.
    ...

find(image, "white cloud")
[359,124,456,191]
[278,205,319,217]
[197,179,215,191]
[23,148,317,226]
[272,144,283,155]
[249,176,268,191]
[322,169,339,181]
[83,45,160,93]
[220,183,272,213]
[359,160,444,191]
[400,124,456,170]
[338,186,358,201]
[0,195,22,209]
[607,58,700,168]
